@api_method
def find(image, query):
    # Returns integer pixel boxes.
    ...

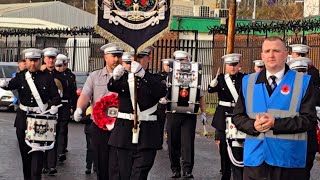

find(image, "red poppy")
[126,0,131,6]
[141,0,146,6]
[281,85,290,94]
[92,93,119,131]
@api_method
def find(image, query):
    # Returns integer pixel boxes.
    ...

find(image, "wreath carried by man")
[92,93,119,131]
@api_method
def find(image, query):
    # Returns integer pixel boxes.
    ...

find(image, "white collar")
[266,67,285,81]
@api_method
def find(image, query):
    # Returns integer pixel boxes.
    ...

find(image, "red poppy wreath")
[92,93,119,131]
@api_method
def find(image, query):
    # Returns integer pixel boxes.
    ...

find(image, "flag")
[96,0,172,52]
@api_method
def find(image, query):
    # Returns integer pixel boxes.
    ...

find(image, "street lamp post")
[252,0,256,19]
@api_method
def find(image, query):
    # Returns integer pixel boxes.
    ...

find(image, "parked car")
[0,62,18,111]
[73,71,89,97]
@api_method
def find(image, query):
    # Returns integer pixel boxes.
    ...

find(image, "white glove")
[106,123,115,131]
[113,64,125,80]
[131,61,145,78]
[201,112,207,124]
[0,80,8,88]
[210,78,218,87]
[159,97,168,104]
[33,107,42,114]
[74,108,83,122]
[316,106,320,119]
[210,68,220,87]
[49,105,59,115]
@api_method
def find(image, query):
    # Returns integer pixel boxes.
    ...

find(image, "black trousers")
[305,152,316,180]
[85,125,94,169]
[243,162,307,180]
[91,123,111,180]
[218,131,243,180]
[109,146,157,180]
[17,128,44,180]
[166,113,197,174]
[57,103,70,155]
[157,104,167,146]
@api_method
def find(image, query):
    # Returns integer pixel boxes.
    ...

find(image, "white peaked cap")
[253,60,264,67]
[289,44,310,54]
[100,43,124,54]
[43,47,59,57]
[288,59,308,70]
[122,52,132,62]
[173,50,191,61]
[23,48,42,59]
[222,53,241,64]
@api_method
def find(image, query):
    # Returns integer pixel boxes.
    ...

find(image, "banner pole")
[133,49,138,131]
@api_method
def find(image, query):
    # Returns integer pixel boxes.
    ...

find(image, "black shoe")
[85,168,91,174]
[182,172,194,178]
[58,154,66,162]
[171,172,181,178]
[63,149,68,154]
[48,168,57,176]
[42,168,49,174]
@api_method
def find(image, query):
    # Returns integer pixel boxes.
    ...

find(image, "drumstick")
[215,67,220,78]
[1,67,6,82]
[40,104,63,115]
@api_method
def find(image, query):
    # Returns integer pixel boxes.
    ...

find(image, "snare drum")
[167,61,202,114]
[25,113,57,144]
[225,116,246,140]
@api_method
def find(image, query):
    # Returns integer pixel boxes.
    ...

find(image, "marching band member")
[208,53,245,180]
[157,59,172,148]
[121,52,132,72]
[253,60,264,73]
[166,50,206,179]
[41,47,61,175]
[233,37,316,180]
[288,57,320,180]
[54,54,77,163]
[74,43,123,180]
[289,44,320,87]
[0,48,61,180]
[107,46,166,180]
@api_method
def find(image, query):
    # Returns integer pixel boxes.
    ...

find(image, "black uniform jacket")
[4,70,61,129]
[55,69,77,109]
[107,71,167,150]
[157,71,168,111]
[208,72,245,131]
[232,66,317,138]
[308,66,320,88]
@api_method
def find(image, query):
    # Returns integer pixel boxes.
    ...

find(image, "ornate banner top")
[96,0,171,51]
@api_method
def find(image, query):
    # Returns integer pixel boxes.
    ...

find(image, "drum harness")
[224,74,244,167]
[24,71,61,153]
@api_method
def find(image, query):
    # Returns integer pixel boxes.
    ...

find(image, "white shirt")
[266,67,285,86]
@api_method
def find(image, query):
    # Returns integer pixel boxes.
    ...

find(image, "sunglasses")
[56,64,63,67]
[123,61,131,65]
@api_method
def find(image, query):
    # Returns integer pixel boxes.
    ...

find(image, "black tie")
[270,75,277,91]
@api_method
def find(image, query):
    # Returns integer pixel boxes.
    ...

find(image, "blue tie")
[270,75,277,91]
